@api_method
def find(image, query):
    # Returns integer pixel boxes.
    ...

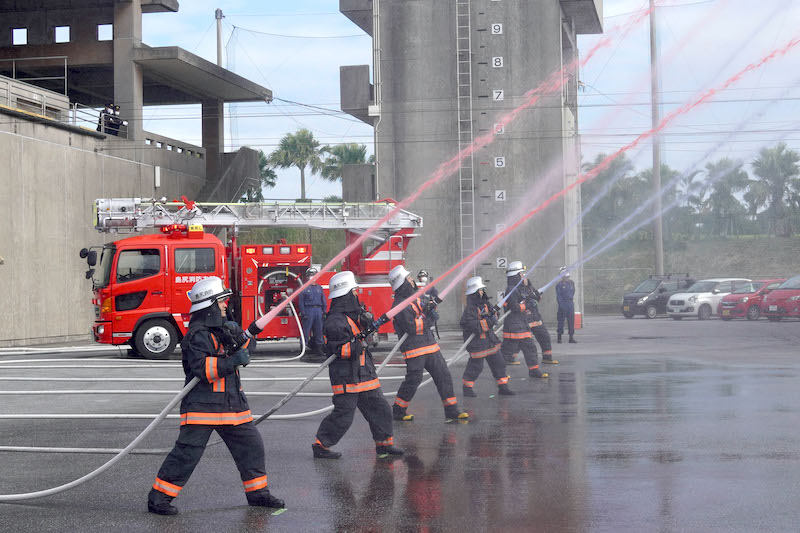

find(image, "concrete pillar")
[202,98,224,183]
[113,0,144,140]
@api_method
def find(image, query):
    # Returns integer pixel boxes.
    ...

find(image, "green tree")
[635,164,681,240]
[580,153,637,243]
[702,158,749,237]
[241,150,277,202]
[267,129,322,200]
[747,142,800,236]
[319,143,369,182]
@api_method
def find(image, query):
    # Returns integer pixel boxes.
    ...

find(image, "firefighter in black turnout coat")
[147,277,284,516]
[312,271,403,459]
[501,261,548,379]
[389,265,468,421]
[460,276,515,396]
[518,275,558,365]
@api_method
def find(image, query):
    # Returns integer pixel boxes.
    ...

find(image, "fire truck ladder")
[455,0,476,260]
[93,198,423,234]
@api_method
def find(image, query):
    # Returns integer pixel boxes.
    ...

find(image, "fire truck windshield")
[93,245,115,290]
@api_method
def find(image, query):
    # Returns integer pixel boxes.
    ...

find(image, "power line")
[230,24,368,39]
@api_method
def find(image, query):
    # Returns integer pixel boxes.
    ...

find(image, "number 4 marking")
[495,190,506,201]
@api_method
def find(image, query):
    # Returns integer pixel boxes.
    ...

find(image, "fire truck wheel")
[134,319,178,360]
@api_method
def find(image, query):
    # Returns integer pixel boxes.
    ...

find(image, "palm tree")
[747,142,800,236]
[267,129,322,200]
[319,143,369,182]
[241,150,278,202]
[580,153,636,242]
[703,158,749,237]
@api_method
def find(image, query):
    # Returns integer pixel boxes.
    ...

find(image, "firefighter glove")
[230,348,250,367]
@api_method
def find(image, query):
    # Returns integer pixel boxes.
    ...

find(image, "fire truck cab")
[83,198,422,359]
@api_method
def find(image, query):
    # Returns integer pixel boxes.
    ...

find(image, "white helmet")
[188,276,232,313]
[328,271,358,299]
[506,261,524,276]
[465,276,486,295]
[389,265,411,291]
[559,266,571,278]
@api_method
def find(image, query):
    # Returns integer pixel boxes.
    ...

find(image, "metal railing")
[0,56,68,96]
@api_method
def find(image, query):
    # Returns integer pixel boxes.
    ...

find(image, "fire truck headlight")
[97,325,105,335]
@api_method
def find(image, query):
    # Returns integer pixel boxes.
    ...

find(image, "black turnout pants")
[395,351,456,410]
[154,421,266,500]
[462,351,508,385]
[501,336,540,369]
[316,387,393,448]
[531,324,553,356]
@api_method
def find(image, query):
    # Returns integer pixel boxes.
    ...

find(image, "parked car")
[718,279,785,321]
[761,274,800,321]
[667,278,751,320]
[621,274,695,319]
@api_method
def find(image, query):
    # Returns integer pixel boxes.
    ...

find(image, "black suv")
[622,275,695,319]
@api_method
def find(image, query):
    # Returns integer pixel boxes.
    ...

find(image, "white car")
[667,278,751,320]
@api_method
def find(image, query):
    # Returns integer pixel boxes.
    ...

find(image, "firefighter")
[556,266,577,344]
[501,261,548,379]
[460,276,515,397]
[298,267,327,363]
[312,271,403,459]
[417,269,440,336]
[519,276,558,365]
[147,277,284,515]
[389,265,468,421]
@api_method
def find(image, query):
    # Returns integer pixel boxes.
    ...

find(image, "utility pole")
[649,0,665,276]
[216,8,224,67]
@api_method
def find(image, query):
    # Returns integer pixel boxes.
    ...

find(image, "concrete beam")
[342,163,376,203]
[560,0,603,34]
[340,64,374,125]
[0,1,178,14]
[339,0,373,37]
[202,98,224,184]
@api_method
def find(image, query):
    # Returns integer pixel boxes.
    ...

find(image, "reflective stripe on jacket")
[460,294,501,357]
[392,297,439,358]
[324,313,381,395]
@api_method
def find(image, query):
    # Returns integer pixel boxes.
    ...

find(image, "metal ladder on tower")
[455,0,475,260]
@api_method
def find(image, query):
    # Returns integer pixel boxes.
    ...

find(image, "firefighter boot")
[444,405,469,421]
[529,366,549,379]
[557,334,562,344]
[246,489,286,509]
[313,443,342,459]
[376,445,404,457]
[393,405,414,421]
[498,384,516,396]
[147,488,178,516]
[505,355,521,365]
[542,355,559,365]
[463,384,477,397]
[569,336,578,344]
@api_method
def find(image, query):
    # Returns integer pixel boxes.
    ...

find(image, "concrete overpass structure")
[0,0,273,345]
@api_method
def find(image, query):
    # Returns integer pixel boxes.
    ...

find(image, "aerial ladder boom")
[93,198,423,235]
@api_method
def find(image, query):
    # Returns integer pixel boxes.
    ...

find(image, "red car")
[718,279,786,321]
[761,274,800,321]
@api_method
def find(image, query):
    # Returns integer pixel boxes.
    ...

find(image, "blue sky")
[140,0,800,200]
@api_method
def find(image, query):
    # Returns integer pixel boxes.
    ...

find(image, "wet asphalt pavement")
[1,315,800,532]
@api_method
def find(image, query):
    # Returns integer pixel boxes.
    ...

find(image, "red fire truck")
[81,197,422,359]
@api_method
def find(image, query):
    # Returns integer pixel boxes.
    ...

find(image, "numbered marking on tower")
[496,257,507,269]
[492,57,504,68]
[494,123,505,134]
[495,190,506,202]
[493,90,505,101]
[496,223,506,233]
[494,157,506,168]
[491,23,503,35]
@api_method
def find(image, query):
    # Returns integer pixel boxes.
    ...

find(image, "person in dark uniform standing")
[501,261,548,379]
[298,267,327,363]
[312,271,403,459]
[556,266,577,343]
[519,276,558,365]
[389,265,468,421]
[460,276,515,397]
[147,277,284,515]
